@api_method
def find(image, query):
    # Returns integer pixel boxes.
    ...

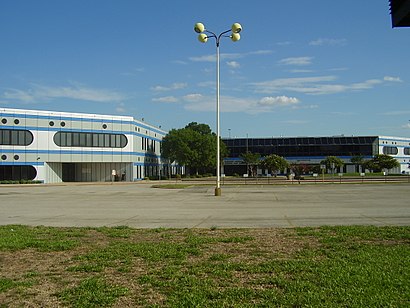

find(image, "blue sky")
[1,0,409,138]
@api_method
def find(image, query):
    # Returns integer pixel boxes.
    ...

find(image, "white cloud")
[182,94,303,115]
[251,76,388,95]
[383,110,410,116]
[277,41,292,46]
[189,50,271,63]
[278,57,313,66]
[350,79,382,90]
[247,50,273,55]
[288,69,314,73]
[309,38,347,46]
[3,89,35,102]
[384,76,403,82]
[251,76,337,94]
[227,61,240,69]
[184,95,259,113]
[152,96,178,103]
[189,53,241,62]
[151,83,187,92]
[183,93,203,102]
[3,84,125,103]
[116,103,126,113]
[258,96,299,107]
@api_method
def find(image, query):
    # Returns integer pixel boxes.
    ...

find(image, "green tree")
[363,154,400,172]
[320,156,344,171]
[184,122,212,135]
[240,152,261,177]
[350,155,365,173]
[290,163,311,178]
[261,154,289,177]
[161,122,227,175]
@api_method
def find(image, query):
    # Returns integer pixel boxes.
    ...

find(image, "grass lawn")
[0,225,409,307]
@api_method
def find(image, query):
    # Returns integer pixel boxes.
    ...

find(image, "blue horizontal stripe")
[0,111,165,135]
[0,162,44,166]
[0,148,160,158]
[0,125,163,142]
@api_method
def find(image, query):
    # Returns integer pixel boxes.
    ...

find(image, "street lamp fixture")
[194,22,242,196]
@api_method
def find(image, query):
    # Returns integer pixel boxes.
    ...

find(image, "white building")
[0,108,182,183]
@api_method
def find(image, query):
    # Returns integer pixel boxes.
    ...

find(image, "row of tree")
[242,153,400,177]
[161,122,400,176]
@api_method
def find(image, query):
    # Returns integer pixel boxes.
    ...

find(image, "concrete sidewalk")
[0,183,409,228]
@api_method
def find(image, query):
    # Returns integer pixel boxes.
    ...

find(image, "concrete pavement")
[0,182,409,228]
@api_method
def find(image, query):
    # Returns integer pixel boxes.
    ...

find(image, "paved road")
[0,183,409,228]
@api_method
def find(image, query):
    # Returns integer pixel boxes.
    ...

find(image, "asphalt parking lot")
[1,182,409,228]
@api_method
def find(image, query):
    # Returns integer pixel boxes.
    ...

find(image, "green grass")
[0,225,84,251]
[0,225,409,307]
[59,277,128,307]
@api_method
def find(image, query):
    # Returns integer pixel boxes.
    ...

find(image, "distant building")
[0,108,182,183]
[389,0,410,27]
[223,136,410,175]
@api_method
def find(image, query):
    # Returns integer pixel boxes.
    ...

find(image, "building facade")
[0,108,182,183]
[223,135,410,175]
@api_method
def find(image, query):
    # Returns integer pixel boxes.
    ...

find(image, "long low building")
[222,135,410,175]
[0,108,182,183]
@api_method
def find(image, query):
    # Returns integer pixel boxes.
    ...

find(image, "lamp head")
[231,23,242,33]
[198,33,208,43]
[194,22,205,33]
[230,32,240,42]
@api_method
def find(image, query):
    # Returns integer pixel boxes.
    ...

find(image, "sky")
[1,0,409,138]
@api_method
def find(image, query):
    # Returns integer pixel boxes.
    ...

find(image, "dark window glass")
[92,134,99,147]
[66,132,72,146]
[53,131,127,148]
[55,132,63,146]
[110,134,116,147]
[14,155,19,160]
[404,148,410,155]
[18,130,26,144]
[102,124,107,129]
[79,133,86,146]
[104,134,110,147]
[115,135,121,148]
[11,130,18,144]
[60,121,66,127]
[383,146,398,155]
[98,134,104,147]
[49,121,55,126]
[0,129,33,146]
[1,118,7,124]
[14,119,20,125]
[0,165,37,181]
[72,133,80,146]
[1,155,7,160]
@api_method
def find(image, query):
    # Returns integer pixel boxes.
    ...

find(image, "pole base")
[214,187,222,196]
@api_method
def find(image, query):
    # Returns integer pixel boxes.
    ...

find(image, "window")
[49,121,55,126]
[0,129,33,146]
[0,165,37,181]
[383,146,398,155]
[60,121,66,127]
[14,119,20,125]
[54,131,127,148]
[1,118,7,124]
[404,148,410,155]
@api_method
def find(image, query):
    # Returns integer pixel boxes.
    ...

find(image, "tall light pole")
[194,22,242,196]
